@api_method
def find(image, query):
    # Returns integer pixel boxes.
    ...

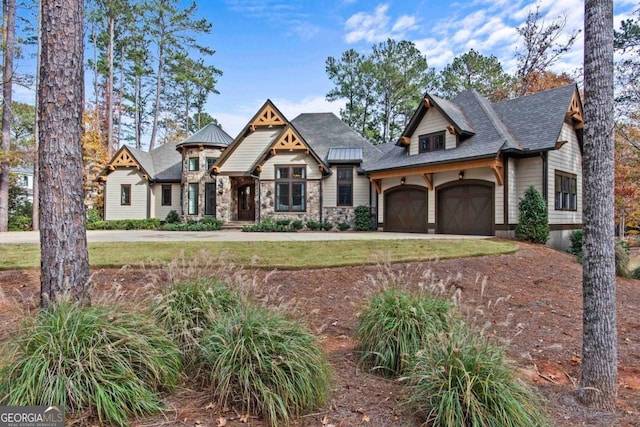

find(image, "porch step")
[222,221,254,230]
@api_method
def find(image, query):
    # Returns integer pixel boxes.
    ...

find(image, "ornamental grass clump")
[0,301,181,427]
[355,288,451,377]
[150,279,242,365]
[403,320,550,427]
[200,304,331,426]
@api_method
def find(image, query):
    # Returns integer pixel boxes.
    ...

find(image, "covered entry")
[437,180,493,235]
[384,185,428,233]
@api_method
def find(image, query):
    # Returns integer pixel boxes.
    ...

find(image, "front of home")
[99,84,583,249]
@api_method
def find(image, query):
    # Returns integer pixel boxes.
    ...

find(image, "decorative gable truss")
[97,147,149,181]
[566,91,584,130]
[249,103,286,131]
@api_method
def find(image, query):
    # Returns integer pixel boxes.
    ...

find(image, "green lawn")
[0,239,518,270]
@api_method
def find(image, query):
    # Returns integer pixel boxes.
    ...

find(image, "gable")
[99,146,151,182]
[408,108,458,155]
[217,128,281,173]
[250,102,286,130]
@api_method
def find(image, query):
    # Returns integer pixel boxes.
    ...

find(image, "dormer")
[398,93,475,156]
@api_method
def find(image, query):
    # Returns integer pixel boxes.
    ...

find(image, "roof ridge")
[470,90,521,150]
[493,83,576,105]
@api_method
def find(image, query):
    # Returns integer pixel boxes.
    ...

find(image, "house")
[11,165,34,203]
[366,84,583,248]
[99,84,583,249]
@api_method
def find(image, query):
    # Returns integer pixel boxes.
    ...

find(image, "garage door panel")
[437,183,493,236]
[385,187,427,233]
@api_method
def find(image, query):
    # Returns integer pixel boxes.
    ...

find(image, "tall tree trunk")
[135,76,141,149]
[38,0,90,307]
[0,0,16,232]
[579,0,617,410]
[117,44,125,148]
[106,13,115,156]
[32,0,42,231]
[149,40,164,151]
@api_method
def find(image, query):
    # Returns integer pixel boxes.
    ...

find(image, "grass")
[0,239,517,270]
[0,301,182,426]
[200,304,332,426]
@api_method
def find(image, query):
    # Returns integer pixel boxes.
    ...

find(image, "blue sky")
[11,0,638,139]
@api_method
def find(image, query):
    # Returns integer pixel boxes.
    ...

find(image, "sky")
[10,0,639,140]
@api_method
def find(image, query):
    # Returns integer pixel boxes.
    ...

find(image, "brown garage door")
[437,182,493,235]
[384,186,427,233]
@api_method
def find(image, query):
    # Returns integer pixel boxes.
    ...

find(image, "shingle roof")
[126,141,182,182]
[176,123,233,148]
[366,84,578,172]
[430,94,474,134]
[291,113,383,171]
[327,147,363,164]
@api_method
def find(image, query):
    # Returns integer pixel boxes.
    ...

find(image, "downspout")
[147,183,151,218]
[541,152,548,203]
[503,155,509,231]
[319,179,323,223]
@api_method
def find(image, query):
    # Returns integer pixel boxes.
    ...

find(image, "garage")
[437,181,494,235]
[384,186,428,233]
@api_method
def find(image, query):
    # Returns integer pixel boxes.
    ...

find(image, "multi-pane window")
[188,183,199,215]
[161,185,172,206]
[275,166,306,212]
[555,171,577,211]
[188,157,199,171]
[204,182,216,216]
[337,166,353,206]
[418,131,446,153]
[206,157,217,170]
[120,184,131,205]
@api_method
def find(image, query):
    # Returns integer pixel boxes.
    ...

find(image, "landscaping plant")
[201,304,331,426]
[337,221,350,231]
[150,279,242,365]
[515,186,549,243]
[403,320,550,427]
[354,205,373,231]
[568,229,631,277]
[0,301,181,426]
[355,288,451,377]
[165,210,180,223]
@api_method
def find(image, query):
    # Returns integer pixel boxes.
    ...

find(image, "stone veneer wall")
[181,146,222,221]
[259,180,321,222]
[322,207,356,227]
[215,176,231,222]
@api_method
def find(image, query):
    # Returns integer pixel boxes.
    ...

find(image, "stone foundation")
[322,207,356,227]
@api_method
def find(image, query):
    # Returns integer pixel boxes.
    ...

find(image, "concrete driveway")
[0,230,491,244]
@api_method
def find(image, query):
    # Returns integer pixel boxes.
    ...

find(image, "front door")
[238,183,255,221]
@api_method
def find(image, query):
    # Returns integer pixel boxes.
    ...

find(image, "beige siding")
[105,169,148,220]
[261,153,323,180]
[409,108,456,155]
[220,129,280,172]
[323,166,369,207]
[507,157,518,224]
[548,123,582,224]
[377,169,503,225]
[515,157,543,213]
[150,183,181,220]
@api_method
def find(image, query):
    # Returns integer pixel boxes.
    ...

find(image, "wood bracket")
[491,163,504,186]
[399,136,411,146]
[422,173,433,191]
[423,97,432,108]
[447,125,457,136]
[371,179,382,194]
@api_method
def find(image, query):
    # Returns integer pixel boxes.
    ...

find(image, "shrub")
[201,305,331,426]
[355,288,451,377]
[306,220,322,230]
[291,219,304,230]
[568,229,583,259]
[0,302,181,426]
[86,208,102,224]
[354,205,373,231]
[403,321,550,427]
[631,266,640,280]
[568,230,631,277]
[337,221,350,231]
[150,279,242,365]
[321,221,333,231]
[87,218,160,230]
[275,219,291,226]
[161,218,223,231]
[515,186,549,243]
[8,215,31,231]
[241,220,297,232]
[165,210,180,224]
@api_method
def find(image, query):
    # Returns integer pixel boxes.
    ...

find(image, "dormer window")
[419,131,445,153]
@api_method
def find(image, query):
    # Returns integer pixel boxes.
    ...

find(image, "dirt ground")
[0,241,639,426]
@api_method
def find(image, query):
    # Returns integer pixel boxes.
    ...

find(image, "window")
[22,176,29,187]
[418,131,446,153]
[161,185,172,206]
[206,157,217,170]
[120,184,131,206]
[275,166,306,212]
[555,171,577,211]
[337,166,353,206]
[205,182,216,216]
[188,183,199,215]
[188,157,199,171]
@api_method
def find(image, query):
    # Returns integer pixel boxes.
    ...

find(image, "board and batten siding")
[548,123,582,224]
[323,166,369,207]
[260,153,323,180]
[219,129,280,172]
[105,169,148,220]
[150,183,181,220]
[409,108,456,155]
[377,169,503,226]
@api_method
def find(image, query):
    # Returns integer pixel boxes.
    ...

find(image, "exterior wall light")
[458,171,465,180]
[400,177,406,185]
[217,179,224,195]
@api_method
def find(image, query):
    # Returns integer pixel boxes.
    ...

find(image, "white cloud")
[344,3,420,43]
